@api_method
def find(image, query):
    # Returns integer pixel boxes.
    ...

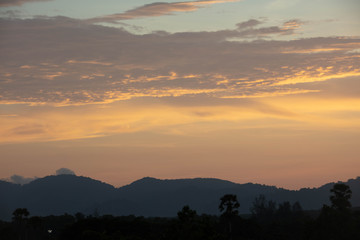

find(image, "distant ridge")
[124,177,238,190]
[1,175,359,221]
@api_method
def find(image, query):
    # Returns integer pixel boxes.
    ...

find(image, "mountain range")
[1,175,359,221]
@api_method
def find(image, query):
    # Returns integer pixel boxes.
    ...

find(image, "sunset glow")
[1,0,360,189]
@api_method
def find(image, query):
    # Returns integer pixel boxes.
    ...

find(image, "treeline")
[1,183,359,240]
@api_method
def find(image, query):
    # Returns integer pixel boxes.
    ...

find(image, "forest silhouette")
[1,183,359,240]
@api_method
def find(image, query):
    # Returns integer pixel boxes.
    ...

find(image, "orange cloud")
[0,87,224,107]
[281,19,303,31]
[2,93,360,144]
[43,72,64,80]
[220,89,320,99]
[0,101,292,143]
[87,0,241,23]
[282,48,343,54]
[274,69,360,85]
[1,17,360,111]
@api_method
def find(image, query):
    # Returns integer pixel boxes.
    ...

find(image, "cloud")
[281,19,304,31]
[0,16,360,142]
[8,175,37,185]
[11,124,46,135]
[0,9,23,18]
[87,0,240,23]
[274,69,360,86]
[0,17,359,108]
[56,168,76,176]
[0,0,50,7]
[236,19,262,29]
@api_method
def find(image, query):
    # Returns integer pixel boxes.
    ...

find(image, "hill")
[0,175,359,220]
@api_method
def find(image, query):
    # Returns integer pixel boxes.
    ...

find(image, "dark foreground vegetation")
[1,183,359,240]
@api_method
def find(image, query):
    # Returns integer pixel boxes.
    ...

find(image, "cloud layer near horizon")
[1,17,358,106]
[0,16,360,144]
[3,168,76,185]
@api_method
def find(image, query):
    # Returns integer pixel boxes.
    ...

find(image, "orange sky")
[1,0,360,190]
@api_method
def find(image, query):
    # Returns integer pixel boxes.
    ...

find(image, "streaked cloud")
[87,0,241,23]
[281,19,303,31]
[67,60,113,66]
[236,19,262,29]
[1,16,360,143]
[1,17,359,107]
[0,99,306,143]
[281,48,343,54]
[274,69,360,86]
[1,84,360,143]
[220,89,320,99]
[0,0,50,7]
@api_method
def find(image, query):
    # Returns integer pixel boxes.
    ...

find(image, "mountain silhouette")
[0,175,116,220]
[1,175,359,220]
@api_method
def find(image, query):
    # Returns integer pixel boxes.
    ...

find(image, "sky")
[0,0,360,190]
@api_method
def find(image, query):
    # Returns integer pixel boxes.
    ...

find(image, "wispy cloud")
[5,175,37,185]
[274,69,360,86]
[0,0,50,7]
[236,19,262,29]
[87,0,241,23]
[1,16,360,143]
[281,19,304,31]
[1,17,359,107]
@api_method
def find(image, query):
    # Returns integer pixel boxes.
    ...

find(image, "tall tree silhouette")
[219,194,240,217]
[177,205,197,223]
[12,208,29,222]
[12,208,29,240]
[219,194,240,240]
[250,194,276,223]
[330,183,352,212]
[317,183,354,240]
[176,205,198,240]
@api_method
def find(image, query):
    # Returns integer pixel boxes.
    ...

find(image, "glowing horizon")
[1,0,360,190]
